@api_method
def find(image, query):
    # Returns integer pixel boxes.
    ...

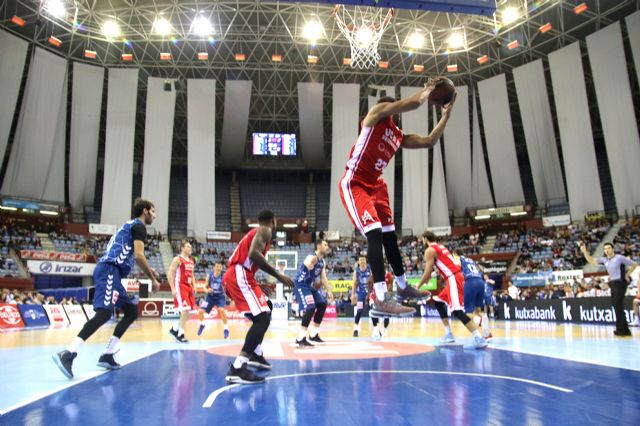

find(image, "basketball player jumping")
[339,78,455,317]
[53,199,161,378]
[168,241,196,343]
[223,210,293,384]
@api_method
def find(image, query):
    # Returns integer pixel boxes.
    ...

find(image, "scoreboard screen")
[252,133,297,156]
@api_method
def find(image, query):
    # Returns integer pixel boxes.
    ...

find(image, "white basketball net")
[333,5,394,69]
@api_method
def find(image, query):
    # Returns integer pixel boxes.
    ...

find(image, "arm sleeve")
[131,223,147,242]
[620,256,634,267]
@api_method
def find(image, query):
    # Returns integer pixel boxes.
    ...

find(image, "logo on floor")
[208,341,434,360]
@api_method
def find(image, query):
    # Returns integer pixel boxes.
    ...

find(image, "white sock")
[198,320,204,327]
[297,329,307,341]
[354,323,360,331]
[224,324,229,330]
[444,325,451,334]
[254,344,263,356]
[103,336,119,355]
[472,330,482,338]
[233,355,249,369]
[474,316,482,325]
[309,325,318,338]
[178,327,185,336]
[481,313,490,335]
[68,336,84,353]
[395,274,407,289]
[374,282,387,301]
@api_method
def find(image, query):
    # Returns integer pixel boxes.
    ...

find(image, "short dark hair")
[603,242,614,250]
[133,198,154,217]
[453,248,463,256]
[316,238,326,247]
[214,261,223,266]
[180,240,190,248]
[257,209,275,225]
[422,230,437,242]
[377,96,395,104]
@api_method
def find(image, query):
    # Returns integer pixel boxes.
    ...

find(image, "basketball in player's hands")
[428,77,456,107]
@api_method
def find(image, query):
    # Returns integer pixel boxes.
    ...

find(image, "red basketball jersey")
[176,255,194,287]
[228,228,271,273]
[431,243,461,278]
[344,116,403,185]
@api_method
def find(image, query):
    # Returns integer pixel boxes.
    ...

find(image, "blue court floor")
[1,318,639,425]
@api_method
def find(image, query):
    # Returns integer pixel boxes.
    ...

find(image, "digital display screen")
[252,133,297,156]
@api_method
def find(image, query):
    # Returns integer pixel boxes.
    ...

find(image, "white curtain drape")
[548,42,603,219]
[477,74,524,204]
[69,63,104,210]
[187,79,216,238]
[329,83,360,235]
[1,48,67,201]
[626,11,640,88]
[220,80,251,167]
[368,86,397,210]
[141,77,176,235]
[586,22,640,215]
[298,82,325,169]
[443,85,471,215]
[101,68,139,225]
[0,30,29,163]
[400,86,430,234]
[429,108,450,226]
[471,93,493,207]
[513,59,565,204]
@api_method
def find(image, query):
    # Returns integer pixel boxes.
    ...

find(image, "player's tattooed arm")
[249,227,294,287]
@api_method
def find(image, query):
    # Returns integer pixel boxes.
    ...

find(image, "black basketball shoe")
[225,363,266,384]
[52,350,77,379]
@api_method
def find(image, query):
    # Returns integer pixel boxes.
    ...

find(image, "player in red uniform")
[418,231,488,349]
[168,241,196,343]
[339,79,455,317]
[223,210,294,384]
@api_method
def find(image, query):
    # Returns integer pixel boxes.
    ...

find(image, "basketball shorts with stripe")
[222,264,270,316]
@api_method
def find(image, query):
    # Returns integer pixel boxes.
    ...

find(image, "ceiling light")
[447,32,465,49]
[501,7,520,25]
[154,17,171,35]
[102,20,120,39]
[407,32,425,50]
[192,16,213,36]
[45,0,66,19]
[302,20,323,43]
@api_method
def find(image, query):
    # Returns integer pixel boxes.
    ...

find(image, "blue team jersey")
[355,266,371,294]
[459,256,483,281]
[485,281,495,297]
[99,218,144,276]
[209,273,224,294]
[295,254,324,288]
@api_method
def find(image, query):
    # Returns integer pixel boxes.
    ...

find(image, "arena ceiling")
[0,0,638,166]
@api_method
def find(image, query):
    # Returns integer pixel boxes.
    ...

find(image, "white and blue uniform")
[93,219,146,311]
[460,256,485,313]
[294,254,326,312]
[201,272,226,313]
[484,279,496,307]
[354,266,371,307]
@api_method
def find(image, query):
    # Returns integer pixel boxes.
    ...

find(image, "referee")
[580,242,638,336]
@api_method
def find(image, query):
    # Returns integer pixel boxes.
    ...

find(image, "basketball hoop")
[333,4,394,70]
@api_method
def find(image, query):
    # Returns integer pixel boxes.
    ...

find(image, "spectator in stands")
[507,281,520,300]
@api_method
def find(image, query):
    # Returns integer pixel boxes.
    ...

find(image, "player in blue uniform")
[197,262,229,338]
[454,249,492,341]
[484,273,496,319]
[351,256,371,337]
[53,199,161,378]
[294,239,332,347]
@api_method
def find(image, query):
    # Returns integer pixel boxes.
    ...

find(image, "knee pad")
[313,303,327,323]
[365,229,385,282]
[301,309,315,328]
[451,310,471,325]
